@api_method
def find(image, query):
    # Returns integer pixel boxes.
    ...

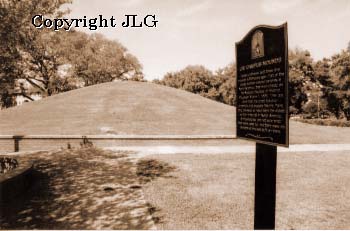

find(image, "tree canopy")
[155,64,236,106]
[155,47,350,120]
[52,31,143,87]
[0,0,143,108]
[0,0,72,107]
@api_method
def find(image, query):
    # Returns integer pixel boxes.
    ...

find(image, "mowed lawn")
[1,148,349,229]
[141,152,350,230]
[0,81,235,136]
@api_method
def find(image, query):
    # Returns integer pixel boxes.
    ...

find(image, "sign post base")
[254,143,277,230]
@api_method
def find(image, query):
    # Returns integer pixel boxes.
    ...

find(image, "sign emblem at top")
[251,30,264,59]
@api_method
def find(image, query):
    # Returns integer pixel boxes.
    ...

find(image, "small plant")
[80,136,93,148]
[0,157,19,174]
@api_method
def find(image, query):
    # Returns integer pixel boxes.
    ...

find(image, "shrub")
[0,157,19,174]
[80,136,93,148]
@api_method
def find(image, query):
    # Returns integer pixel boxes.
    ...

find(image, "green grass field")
[140,152,350,230]
[2,148,349,229]
[0,81,349,144]
[0,81,235,136]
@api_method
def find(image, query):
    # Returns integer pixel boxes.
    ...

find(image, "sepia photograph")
[0,0,350,230]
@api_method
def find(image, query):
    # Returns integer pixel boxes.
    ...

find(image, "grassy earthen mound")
[0,81,349,144]
[0,81,234,136]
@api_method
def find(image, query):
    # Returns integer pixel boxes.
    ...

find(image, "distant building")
[15,91,42,106]
[13,79,43,106]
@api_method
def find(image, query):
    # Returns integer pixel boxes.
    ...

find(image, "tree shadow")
[136,158,178,226]
[0,166,62,229]
[145,202,164,225]
[0,148,155,230]
[136,159,177,184]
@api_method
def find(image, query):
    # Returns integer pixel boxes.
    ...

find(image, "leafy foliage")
[155,64,236,106]
[155,47,350,121]
[0,0,143,108]
[52,31,144,87]
[288,49,314,114]
[315,50,350,120]
[0,0,71,107]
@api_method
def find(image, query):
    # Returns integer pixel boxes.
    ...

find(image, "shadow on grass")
[145,202,164,225]
[136,159,177,184]
[0,148,155,230]
[0,164,66,229]
[136,159,177,225]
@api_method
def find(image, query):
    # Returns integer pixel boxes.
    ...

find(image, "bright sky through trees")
[69,0,350,80]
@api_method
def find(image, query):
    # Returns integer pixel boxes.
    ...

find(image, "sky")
[69,0,350,80]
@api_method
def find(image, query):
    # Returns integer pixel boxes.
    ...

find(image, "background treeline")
[0,0,143,108]
[153,47,350,121]
[1,0,349,122]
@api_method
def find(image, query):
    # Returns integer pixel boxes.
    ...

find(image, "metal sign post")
[235,23,289,229]
[254,143,277,229]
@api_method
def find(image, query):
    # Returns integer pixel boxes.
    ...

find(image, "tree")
[327,50,350,119]
[215,63,236,105]
[330,50,350,91]
[159,65,213,95]
[288,48,316,114]
[314,58,332,87]
[53,31,144,87]
[181,65,213,94]
[1,0,144,108]
[0,0,71,107]
[155,64,236,105]
[20,31,63,97]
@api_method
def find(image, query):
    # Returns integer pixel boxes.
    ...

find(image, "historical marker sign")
[236,23,289,147]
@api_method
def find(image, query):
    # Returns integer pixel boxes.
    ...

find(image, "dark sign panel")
[236,23,289,147]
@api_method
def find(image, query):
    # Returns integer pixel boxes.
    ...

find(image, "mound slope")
[0,81,235,136]
[0,81,349,144]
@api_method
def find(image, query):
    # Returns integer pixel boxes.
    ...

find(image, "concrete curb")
[0,134,236,139]
[0,161,34,203]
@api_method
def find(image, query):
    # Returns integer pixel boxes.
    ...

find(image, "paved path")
[106,144,350,156]
[5,144,350,157]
